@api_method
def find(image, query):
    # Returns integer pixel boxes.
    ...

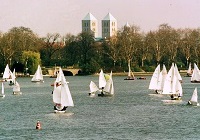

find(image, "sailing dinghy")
[0,83,5,98]
[191,63,200,83]
[88,69,114,97]
[31,65,44,82]
[98,70,114,97]
[52,67,74,113]
[149,64,161,94]
[2,64,12,82]
[188,87,199,106]
[124,64,135,80]
[9,69,16,86]
[162,63,183,101]
[89,81,99,97]
[185,63,192,77]
[13,81,22,95]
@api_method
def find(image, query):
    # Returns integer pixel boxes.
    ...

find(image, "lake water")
[0,75,200,140]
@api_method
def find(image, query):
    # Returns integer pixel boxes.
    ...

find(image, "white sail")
[174,63,182,81]
[157,64,167,91]
[149,64,160,90]
[3,64,11,80]
[31,65,43,82]
[13,81,21,92]
[173,74,182,96]
[53,67,74,107]
[104,71,114,95]
[191,63,200,82]
[190,87,198,103]
[162,64,175,94]
[187,63,192,75]
[9,69,16,84]
[89,81,99,93]
[162,63,182,97]
[99,69,106,89]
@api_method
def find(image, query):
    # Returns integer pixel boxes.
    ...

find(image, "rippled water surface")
[0,75,200,140]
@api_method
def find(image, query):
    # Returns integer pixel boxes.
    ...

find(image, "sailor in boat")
[36,121,42,130]
[99,87,105,96]
[170,94,181,100]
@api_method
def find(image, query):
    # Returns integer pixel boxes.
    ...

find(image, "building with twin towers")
[82,13,117,39]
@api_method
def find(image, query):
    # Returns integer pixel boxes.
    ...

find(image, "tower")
[102,13,117,39]
[82,13,98,38]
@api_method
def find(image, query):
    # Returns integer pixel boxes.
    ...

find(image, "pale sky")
[0,0,200,37]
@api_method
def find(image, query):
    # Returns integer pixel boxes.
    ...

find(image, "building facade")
[82,13,98,38]
[102,13,117,39]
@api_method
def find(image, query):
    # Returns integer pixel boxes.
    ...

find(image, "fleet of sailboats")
[149,64,167,94]
[0,61,198,114]
[88,69,114,97]
[162,63,183,100]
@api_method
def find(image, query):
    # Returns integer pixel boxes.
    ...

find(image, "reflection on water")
[0,76,200,139]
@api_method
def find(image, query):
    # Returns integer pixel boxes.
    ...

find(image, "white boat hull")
[13,91,22,95]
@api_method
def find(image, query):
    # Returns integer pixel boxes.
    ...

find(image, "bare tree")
[118,24,142,70]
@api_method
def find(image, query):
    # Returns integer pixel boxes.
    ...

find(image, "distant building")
[82,13,98,38]
[102,13,117,39]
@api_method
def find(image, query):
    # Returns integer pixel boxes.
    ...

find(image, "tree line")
[0,24,200,75]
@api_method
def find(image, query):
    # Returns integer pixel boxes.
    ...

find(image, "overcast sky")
[0,0,200,37]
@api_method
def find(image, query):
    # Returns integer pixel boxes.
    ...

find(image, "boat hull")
[54,110,66,113]
[13,91,22,95]
[124,77,135,80]
[137,77,146,80]
[31,80,44,83]
[191,80,200,83]
[98,93,113,97]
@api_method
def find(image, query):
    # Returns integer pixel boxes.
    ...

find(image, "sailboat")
[2,64,12,82]
[9,69,16,86]
[162,63,182,101]
[188,87,199,106]
[191,63,200,83]
[102,71,114,96]
[98,70,114,97]
[0,83,5,98]
[88,69,114,97]
[149,64,161,94]
[157,64,167,93]
[89,81,99,97]
[124,64,135,80]
[174,63,182,82]
[31,65,44,82]
[13,81,22,95]
[186,63,192,77]
[52,67,74,113]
